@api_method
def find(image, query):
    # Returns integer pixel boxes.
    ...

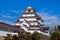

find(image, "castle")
[0,6,49,36]
[16,6,49,35]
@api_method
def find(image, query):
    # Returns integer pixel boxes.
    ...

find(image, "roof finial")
[27,4,32,9]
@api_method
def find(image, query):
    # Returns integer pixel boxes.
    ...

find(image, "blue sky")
[0,0,60,29]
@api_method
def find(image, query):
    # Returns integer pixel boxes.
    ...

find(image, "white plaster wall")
[20,26,28,32]
[30,22,38,25]
[20,21,29,27]
[28,30,50,36]
[19,18,36,21]
[38,21,44,25]
[16,23,20,26]
[0,31,18,36]
[22,14,35,17]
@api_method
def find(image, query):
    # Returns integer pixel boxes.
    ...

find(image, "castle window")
[28,10,31,11]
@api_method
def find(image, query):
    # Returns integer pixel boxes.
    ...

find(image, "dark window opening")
[28,10,31,11]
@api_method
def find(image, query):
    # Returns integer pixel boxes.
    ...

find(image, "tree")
[12,35,18,40]
[24,32,32,40]
[58,25,60,31]
[18,32,24,40]
[4,34,12,40]
[32,31,41,40]
[50,32,60,40]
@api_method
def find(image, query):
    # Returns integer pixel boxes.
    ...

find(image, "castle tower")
[16,6,49,36]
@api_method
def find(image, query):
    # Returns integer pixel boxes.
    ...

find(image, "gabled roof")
[25,6,35,11]
[40,27,49,33]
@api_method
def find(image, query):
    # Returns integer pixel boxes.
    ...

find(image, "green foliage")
[24,32,32,40]
[4,34,12,40]
[58,25,60,31]
[32,31,41,40]
[18,32,24,40]
[12,35,18,40]
[51,32,60,40]
[4,31,41,40]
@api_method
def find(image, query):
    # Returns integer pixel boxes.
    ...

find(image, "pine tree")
[12,35,18,40]
[24,32,32,40]
[32,31,41,40]
[4,34,12,40]
[51,32,60,40]
[18,32,24,40]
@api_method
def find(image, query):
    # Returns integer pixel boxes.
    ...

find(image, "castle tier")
[16,6,49,36]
